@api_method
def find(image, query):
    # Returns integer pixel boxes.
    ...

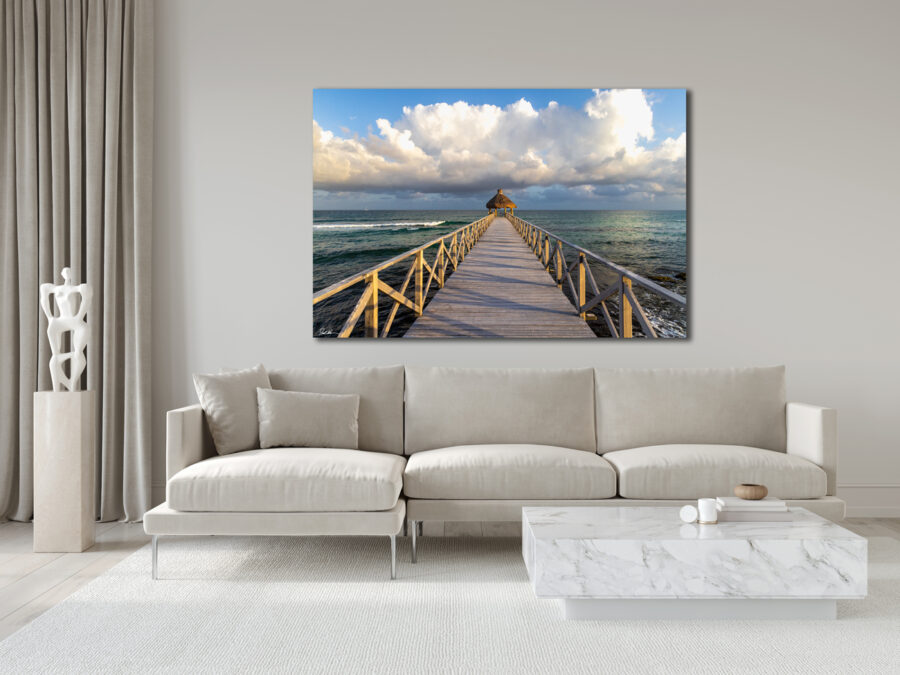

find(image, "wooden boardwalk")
[404,217,597,338]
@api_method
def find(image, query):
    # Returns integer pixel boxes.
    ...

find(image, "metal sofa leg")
[411,520,418,564]
[152,535,158,580]
[390,535,397,580]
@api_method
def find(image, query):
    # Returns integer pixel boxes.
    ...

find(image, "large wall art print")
[313,88,687,339]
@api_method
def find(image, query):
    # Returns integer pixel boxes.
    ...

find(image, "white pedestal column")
[33,391,96,553]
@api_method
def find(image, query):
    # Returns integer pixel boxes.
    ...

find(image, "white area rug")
[1,535,899,674]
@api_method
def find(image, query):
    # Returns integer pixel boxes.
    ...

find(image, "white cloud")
[584,88,654,151]
[313,89,685,202]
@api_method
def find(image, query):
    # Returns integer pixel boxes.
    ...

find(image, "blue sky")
[313,88,687,210]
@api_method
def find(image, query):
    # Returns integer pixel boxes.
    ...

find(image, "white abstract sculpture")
[40,267,92,392]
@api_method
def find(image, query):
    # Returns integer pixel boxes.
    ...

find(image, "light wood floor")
[1,518,899,641]
[0,520,151,641]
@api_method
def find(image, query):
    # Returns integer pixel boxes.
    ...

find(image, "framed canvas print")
[313,88,687,339]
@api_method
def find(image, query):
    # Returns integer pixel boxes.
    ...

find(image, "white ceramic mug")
[698,498,718,524]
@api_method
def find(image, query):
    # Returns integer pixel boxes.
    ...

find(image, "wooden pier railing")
[313,214,495,337]
[507,214,686,338]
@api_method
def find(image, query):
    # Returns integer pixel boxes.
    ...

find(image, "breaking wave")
[313,220,446,231]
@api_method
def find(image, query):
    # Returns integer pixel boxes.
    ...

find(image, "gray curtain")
[1,0,153,523]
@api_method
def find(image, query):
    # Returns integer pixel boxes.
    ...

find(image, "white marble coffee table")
[522,506,866,620]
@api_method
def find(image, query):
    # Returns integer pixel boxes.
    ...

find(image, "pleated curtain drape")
[1,0,153,522]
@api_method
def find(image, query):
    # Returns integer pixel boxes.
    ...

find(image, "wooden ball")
[734,483,768,500]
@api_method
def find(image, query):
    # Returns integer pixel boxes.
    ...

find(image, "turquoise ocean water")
[313,210,687,338]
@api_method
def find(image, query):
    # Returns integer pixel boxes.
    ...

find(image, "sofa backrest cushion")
[594,366,787,453]
[267,365,404,454]
[404,367,596,454]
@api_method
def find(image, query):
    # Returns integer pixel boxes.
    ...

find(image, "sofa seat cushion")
[167,448,405,512]
[402,444,617,500]
[604,444,827,499]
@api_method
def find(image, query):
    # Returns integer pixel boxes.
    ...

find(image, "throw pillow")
[257,388,360,450]
[193,364,271,455]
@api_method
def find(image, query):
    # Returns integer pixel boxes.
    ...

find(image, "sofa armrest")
[166,404,216,481]
[786,402,837,496]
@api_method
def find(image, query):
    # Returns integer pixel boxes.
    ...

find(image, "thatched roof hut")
[486,188,516,212]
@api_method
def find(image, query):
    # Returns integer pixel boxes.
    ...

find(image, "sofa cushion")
[193,364,271,455]
[267,366,404,455]
[604,444,827,499]
[257,388,359,450]
[404,367,596,454]
[595,367,787,453]
[167,448,405,512]
[402,444,617,499]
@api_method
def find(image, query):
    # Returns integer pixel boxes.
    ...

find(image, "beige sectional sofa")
[143,365,842,579]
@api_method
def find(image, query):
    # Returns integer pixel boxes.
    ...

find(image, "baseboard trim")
[838,485,900,518]
[845,505,900,518]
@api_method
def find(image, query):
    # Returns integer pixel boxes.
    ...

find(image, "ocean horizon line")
[313,208,686,213]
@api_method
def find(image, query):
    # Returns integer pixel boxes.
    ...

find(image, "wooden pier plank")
[404,217,597,338]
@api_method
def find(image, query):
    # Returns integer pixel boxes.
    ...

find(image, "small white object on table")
[697,497,718,524]
[522,506,866,620]
[679,504,698,523]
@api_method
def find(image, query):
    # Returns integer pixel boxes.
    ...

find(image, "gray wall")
[153,0,900,515]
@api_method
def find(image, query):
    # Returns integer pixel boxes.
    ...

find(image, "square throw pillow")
[257,388,360,450]
[193,364,271,455]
